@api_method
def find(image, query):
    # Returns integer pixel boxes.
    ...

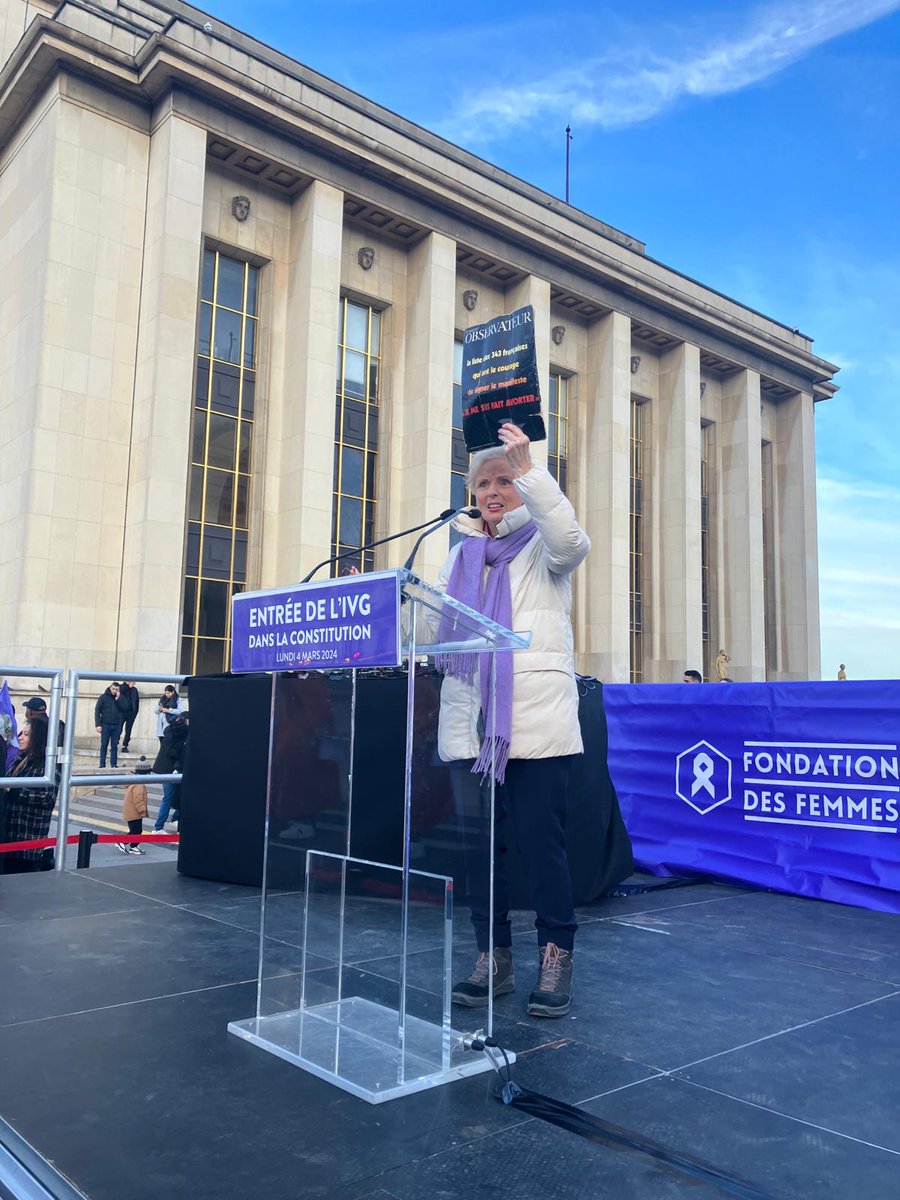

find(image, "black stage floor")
[1,863,898,1200]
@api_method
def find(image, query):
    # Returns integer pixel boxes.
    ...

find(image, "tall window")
[333,299,381,573]
[629,399,645,682]
[180,249,259,675]
[450,340,468,523]
[548,371,569,493]
[761,439,776,678]
[701,421,715,682]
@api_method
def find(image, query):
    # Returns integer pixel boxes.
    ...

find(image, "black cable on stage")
[609,878,696,896]
[473,1046,775,1200]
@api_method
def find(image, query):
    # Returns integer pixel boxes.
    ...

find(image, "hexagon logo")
[675,740,733,815]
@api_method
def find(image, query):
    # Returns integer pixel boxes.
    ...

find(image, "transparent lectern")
[228,568,531,1103]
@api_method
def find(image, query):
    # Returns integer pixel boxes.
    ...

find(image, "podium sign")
[231,571,401,673]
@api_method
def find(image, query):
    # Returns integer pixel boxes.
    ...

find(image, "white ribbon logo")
[691,752,715,799]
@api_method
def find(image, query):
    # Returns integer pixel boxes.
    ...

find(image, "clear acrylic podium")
[228,568,531,1102]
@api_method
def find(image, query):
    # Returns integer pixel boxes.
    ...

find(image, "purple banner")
[604,681,900,914]
[231,572,401,673]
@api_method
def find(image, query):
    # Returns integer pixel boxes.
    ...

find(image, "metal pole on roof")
[565,125,572,204]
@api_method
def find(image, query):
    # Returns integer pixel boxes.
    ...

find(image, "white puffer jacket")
[436,466,590,763]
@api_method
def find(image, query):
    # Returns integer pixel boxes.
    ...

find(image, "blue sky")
[208,0,900,679]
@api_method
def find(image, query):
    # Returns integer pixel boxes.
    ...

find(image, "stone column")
[506,274,550,471]
[118,109,206,672]
[393,231,456,581]
[719,369,766,680]
[576,310,631,680]
[268,179,344,585]
[651,341,703,680]
[774,390,820,679]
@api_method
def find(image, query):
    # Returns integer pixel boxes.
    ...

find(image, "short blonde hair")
[466,446,509,492]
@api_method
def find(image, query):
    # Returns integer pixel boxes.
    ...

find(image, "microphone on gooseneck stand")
[301,510,462,583]
[402,507,481,575]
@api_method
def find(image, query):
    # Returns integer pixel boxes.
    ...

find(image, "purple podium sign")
[231,571,402,673]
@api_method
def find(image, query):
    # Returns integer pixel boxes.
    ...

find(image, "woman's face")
[473,459,524,534]
[18,725,30,751]
[165,688,175,699]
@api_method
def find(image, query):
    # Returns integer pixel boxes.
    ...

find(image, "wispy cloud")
[817,475,900,678]
[442,0,900,142]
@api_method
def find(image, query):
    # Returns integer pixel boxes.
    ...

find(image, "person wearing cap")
[23,696,65,749]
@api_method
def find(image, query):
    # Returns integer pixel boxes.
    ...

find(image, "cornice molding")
[0,12,839,397]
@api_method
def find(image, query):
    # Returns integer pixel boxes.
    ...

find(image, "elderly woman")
[1,717,57,874]
[437,421,589,1018]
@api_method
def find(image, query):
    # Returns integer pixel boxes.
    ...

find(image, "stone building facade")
[0,0,838,684]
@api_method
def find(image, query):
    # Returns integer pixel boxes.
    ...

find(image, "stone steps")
[65,781,170,830]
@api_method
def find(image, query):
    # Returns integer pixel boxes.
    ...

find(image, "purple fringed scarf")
[439,520,538,783]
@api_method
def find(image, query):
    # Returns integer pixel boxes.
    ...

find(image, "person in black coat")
[118,682,140,752]
[94,683,122,769]
[149,712,189,833]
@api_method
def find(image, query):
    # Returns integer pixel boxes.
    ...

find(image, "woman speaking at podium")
[436,421,590,1018]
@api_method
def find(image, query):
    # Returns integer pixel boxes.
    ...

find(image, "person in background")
[94,682,122,769]
[0,681,16,772]
[1,718,57,874]
[118,681,140,752]
[0,713,14,773]
[24,695,66,749]
[155,685,182,750]
[116,756,151,856]
[837,664,847,681]
[148,712,189,834]
[682,670,703,683]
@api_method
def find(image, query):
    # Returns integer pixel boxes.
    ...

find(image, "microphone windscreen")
[464,507,482,518]
[439,508,457,520]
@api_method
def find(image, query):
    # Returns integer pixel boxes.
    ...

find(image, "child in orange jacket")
[116,757,151,856]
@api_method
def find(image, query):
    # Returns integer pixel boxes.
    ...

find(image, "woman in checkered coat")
[1,717,57,874]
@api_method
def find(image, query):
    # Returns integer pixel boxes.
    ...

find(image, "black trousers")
[122,715,137,747]
[452,756,578,953]
[127,818,143,836]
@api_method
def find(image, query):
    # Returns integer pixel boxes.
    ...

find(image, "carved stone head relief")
[231,195,251,222]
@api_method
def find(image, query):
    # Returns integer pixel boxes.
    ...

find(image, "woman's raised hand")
[498,422,533,478]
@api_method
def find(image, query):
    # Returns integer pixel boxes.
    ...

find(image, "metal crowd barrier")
[0,666,64,788]
[54,669,187,871]
[0,666,188,873]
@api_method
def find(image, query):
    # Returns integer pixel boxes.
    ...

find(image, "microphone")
[402,507,481,574]
[301,509,462,583]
